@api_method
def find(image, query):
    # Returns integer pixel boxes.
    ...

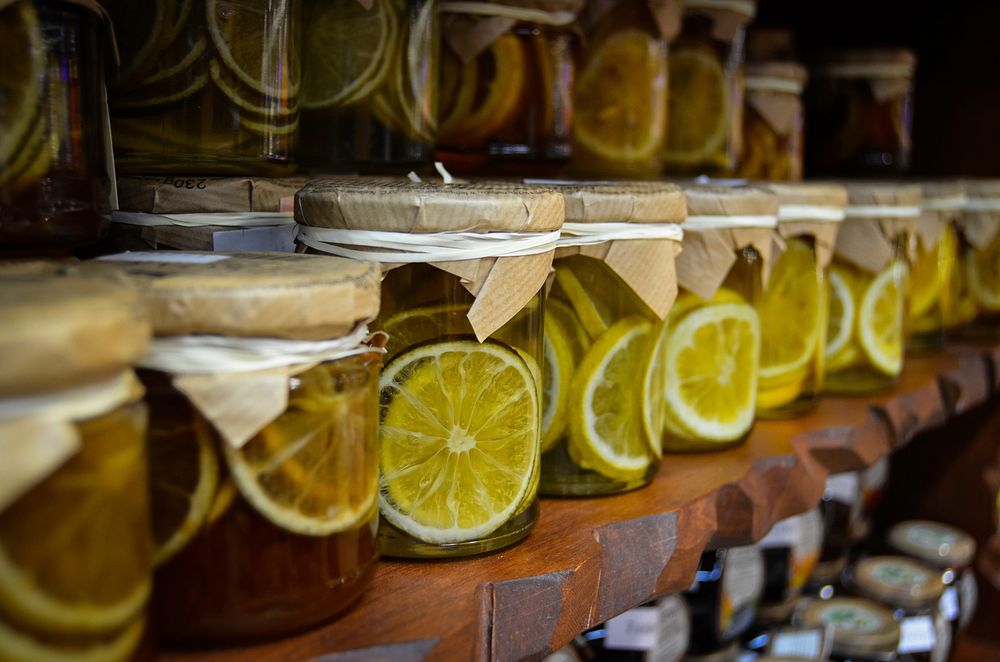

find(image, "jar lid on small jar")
[797,597,900,659]
[745,62,808,94]
[852,555,946,612]
[0,276,150,397]
[889,520,977,570]
[816,48,916,79]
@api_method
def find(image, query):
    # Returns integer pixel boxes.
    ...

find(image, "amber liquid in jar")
[143,356,379,643]
[737,102,804,181]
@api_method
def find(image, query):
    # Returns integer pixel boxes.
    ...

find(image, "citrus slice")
[0,408,151,636]
[825,265,857,368]
[138,37,208,87]
[663,300,760,442]
[0,1,44,169]
[147,415,219,566]
[379,341,538,544]
[300,0,395,109]
[239,114,299,136]
[380,303,473,361]
[110,72,208,110]
[206,479,238,526]
[222,365,378,537]
[945,249,979,328]
[568,317,653,479]
[910,229,955,319]
[438,48,477,137]
[757,374,806,410]
[541,313,575,453]
[0,615,145,662]
[104,0,168,87]
[207,0,301,98]
[759,238,823,383]
[210,58,298,118]
[552,265,625,341]
[641,321,669,459]
[547,299,592,357]
[664,47,728,165]
[574,29,667,163]
[858,267,906,376]
[967,234,1000,312]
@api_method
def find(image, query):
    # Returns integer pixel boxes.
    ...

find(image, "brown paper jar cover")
[0,276,150,397]
[71,252,380,341]
[852,555,946,612]
[796,597,900,659]
[581,0,683,40]
[559,182,687,223]
[960,178,1000,249]
[683,183,779,217]
[888,520,977,570]
[442,0,584,62]
[816,48,916,78]
[844,180,922,233]
[764,181,846,268]
[117,177,308,214]
[745,62,808,136]
[682,0,755,41]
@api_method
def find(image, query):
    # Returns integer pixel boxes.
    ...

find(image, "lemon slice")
[967,234,1000,312]
[664,300,760,442]
[547,299,592,356]
[205,479,238,526]
[759,238,824,383]
[207,0,300,98]
[137,37,207,87]
[858,267,906,376]
[641,321,669,460]
[380,303,472,360]
[825,266,857,369]
[569,317,653,480]
[379,341,538,544]
[0,615,145,662]
[553,267,613,340]
[910,228,955,319]
[541,313,575,453]
[148,415,219,567]
[0,409,151,636]
[574,29,667,164]
[665,47,729,166]
[945,249,979,328]
[110,72,208,110]
[210,59,298,118]
[757,373,807,410]
[0,1,44,169]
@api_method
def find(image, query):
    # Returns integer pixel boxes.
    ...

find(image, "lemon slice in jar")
[858,266,906,377]
[640,321,669,460]
[0,615,145,662]
[568,317,653,480]
[541,313,576,453]
[664,47,729,166]
[825,265,860,371]
[967,234,1000,312]
[103,0,168,87]
[0,0,44,170]
[380,303,473,360]
[210,60,299,119]
[574,29,667,164]
[379,341,538,544]
[910,228,955,320]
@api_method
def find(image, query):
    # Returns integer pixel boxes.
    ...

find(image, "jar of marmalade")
[0,0,114,255]
[296,180,563,557]
[0,276,152,661]
[737,62,808,181]
[956,179,1000,336]
[436,0,582,175]
[105,0,301,175]
[539,183,686,495]
[795,597,901,662]
[76,252,383,642]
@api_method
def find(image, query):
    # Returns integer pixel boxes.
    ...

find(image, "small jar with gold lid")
[794,597,901,661]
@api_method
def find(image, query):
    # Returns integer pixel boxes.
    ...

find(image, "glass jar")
[665,185,776,452]
[825,183,920,395]
[105,0,301,176]
[436,1,580,175]
[570,0,678,179]
[811,471,861,595]
[757,183,847,418]
[0,276,152,662]
[737,62,807,181]
[295,181,563,557]
[855,456,890,546]
[663,0,755,176]
[75,251,383,642]
[756,509,824,624]
[685,546,765,656]
[955,179,1000,336]
[540,183,685,495]
[805,49,915,177]
[0,0,113,255]
[795,597,901,662]
[299,0,437,173]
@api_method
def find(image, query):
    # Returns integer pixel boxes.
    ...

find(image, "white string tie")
[846,205,921,219]
[683,214,778,230]
[778,205,846,223]
[557,222,683,248]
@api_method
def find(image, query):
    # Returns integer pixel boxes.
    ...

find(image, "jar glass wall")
[957,181,1000,336]
[909,226,957,353]
[0,0,112,255]
[299,0,437,173]
[736,62,807,181]
[106,0,301,176]
[685,546,765,656]
[143,354,380,643]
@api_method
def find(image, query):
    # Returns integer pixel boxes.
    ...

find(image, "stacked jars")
[684,546,765,659]
[757,182,847,417]
[540,183,686,495]
[664,0,755,176]
[436,0,582,175]
[1,0,114,254]
[76,252,383,642]
[825,182,919,395]
[955,179,1000,335]
[0,276,153,660]
[295,180,563,557]
[737,62,808,181]
[666,185,776,452]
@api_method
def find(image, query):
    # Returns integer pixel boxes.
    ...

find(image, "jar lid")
[889,520,977,569]
[0,276,150,397]
[852,555,946,611]
[682,184,779,228]
[745,62,808,93]
[683,0,755,20]
[962,179,1000,212]
[117,177,307,214]
[844,181,922,218]
[816,48,916,78]
[797,598,900,658]
[74,252,381,341]
[919,180,965,212]
[556,182,687,224]
[765,182,848,223]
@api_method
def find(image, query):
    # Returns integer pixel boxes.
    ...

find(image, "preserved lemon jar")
[296,180,563,557]
[540,183,686,495]
[0,276,152,661]
[737,62,808,181]
[806,49,916,177]
[757,182,847,418]
[299,0,438,172]
[665,185,776,452]
[105,0,301,175]
[571,0,681,179]
[436,0,582,175]
[909,182,963,353]
[0,0,113,255]
[794,597,901,662]
[663,0,755,176]
[956,179,1000,335]
[825,183,919,395]
[76,252,383,642]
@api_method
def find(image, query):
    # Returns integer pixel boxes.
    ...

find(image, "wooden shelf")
[163,345,995,662]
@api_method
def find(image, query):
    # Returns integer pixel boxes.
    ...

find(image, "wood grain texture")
[160,348,993,662]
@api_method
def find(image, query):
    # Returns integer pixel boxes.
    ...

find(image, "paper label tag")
[769,627,826,658]
[605,607,659,651]
[721,546,765,637]
[212,225,298,252]
[959,570,978,628]
[760,517,799,548]
[898,615,936,654]
[931,610,953,662]
[825,472,859,505]
[940,586,960,621]
[98,252,231,264]
[649,595,690,662]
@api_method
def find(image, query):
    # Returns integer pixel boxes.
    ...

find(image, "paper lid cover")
[683,184,779,220]
[798,598,900,657]
[0,276,150,396]
[963,178,1000,201]
[845,181,922,210]
[295,180,564,233]
[745,61,808,87]
[766,182,848,215]
[117,177,306,214]
[683,0,755,20]
[817,48,916,76]
[853,555,945,611]
[889,520,976,569]
[555,182,686,224]
[74,252,380,341]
